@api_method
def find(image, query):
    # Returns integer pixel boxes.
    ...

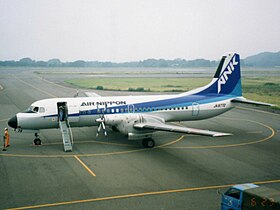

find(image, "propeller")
[96,103,108,137]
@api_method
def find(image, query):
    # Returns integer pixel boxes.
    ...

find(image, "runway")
[0,68,280,209]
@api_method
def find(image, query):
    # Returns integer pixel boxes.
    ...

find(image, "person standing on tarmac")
[2,128,10,151]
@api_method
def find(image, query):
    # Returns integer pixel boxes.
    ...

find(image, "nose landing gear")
[34,133,42,145]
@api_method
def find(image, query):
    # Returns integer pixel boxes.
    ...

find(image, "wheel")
[142,138,155,148]
[34,138,41,145]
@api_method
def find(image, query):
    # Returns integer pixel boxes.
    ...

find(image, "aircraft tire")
[142,138,155,148]
[34,138,41,145]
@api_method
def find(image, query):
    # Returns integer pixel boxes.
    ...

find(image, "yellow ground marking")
[12,75,57,98]
[166,118,275,149]
[247,131,263,134]
[0,133,184,158]
[6,179,280,210]
[78,135,184,157]
[74,155,96,177]
[237,106,280,117]
[156,135,185,148]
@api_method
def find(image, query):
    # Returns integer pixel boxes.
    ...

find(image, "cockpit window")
[33,107,39,112]
[27,106,33,112]
[39,107,45,113]
[23,106,44,113]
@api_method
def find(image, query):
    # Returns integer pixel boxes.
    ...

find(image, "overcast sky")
[1,0,280,62]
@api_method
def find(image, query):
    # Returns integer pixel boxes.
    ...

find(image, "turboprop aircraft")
[8,53,272,151]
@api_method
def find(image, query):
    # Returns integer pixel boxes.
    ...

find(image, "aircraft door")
[57,102,80,123]
[192,102,200,116]
[57,102,68,122]
[128,104,135,113]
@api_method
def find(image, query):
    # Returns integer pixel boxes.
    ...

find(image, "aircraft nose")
[8,115,18,129]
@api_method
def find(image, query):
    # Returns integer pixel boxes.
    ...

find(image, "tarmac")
[0,68,279,209]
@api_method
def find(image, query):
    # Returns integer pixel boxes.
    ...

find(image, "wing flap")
[134,122,231,137]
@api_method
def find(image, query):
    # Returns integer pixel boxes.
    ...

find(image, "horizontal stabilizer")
[134,122,232,137]
[231,97,274,107]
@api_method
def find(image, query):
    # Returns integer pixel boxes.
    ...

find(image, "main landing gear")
[142,138,155,148]
[34,133,42,145]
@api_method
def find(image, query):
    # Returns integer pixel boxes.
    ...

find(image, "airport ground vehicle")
[221,183,280,210]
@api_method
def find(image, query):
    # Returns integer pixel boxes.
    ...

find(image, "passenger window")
[116,108,119,113]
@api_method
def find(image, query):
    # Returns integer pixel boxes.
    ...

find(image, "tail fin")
[198,53,242,96]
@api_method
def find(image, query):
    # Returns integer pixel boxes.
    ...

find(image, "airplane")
[8,53,273,150]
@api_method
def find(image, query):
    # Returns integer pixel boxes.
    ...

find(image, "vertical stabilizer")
[197,53,242,96]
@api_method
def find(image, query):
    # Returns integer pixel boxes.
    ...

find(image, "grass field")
[66,77,280,107]
[66,78,210,92]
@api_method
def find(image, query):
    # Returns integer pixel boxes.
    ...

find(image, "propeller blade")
[96,123,102,137]
[101,122,107,136]
[101,122,106,130]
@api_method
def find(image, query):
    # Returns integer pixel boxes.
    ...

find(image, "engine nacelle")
[104,113,164,139]
[104,114,142,135]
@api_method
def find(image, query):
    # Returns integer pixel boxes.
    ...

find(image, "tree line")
[1,51,279,67]
[0,57,218,68]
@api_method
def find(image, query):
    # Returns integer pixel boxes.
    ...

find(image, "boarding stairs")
[59,120,73,152]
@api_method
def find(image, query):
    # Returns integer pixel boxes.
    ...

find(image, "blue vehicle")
[221,183,280,210]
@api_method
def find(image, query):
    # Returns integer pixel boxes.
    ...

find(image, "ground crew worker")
[3,128,10,151]
[4,128,10,147]
[2,134,6,151]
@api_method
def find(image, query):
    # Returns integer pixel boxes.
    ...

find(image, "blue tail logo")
[195,53,242,97]
[217,55,239,94]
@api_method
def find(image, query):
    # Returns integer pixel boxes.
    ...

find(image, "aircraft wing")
[133,122,232,137]
[85,92,101,97]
